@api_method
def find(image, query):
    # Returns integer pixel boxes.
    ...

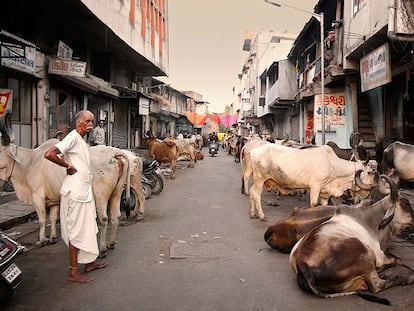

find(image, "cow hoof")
[249,215,257,219]
[36,239,49,247]
[49,236,58,244]
[136,213,145,221]
[259,217,268,222]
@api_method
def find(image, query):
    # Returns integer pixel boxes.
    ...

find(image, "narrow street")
[4,149,414,311]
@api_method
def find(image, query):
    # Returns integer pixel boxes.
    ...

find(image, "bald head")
[75,110,95,137]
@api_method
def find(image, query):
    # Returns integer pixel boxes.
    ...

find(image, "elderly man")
[44,110,107,283]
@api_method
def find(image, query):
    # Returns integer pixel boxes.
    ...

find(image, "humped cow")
[289,175,414,304]
[248,144,377,220]
[148,137,179,179]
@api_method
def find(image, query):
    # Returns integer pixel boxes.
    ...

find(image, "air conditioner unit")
[131,82,137,91]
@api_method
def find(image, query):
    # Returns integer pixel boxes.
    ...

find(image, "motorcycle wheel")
[121,188,137,218]
[146,173,164,195]
[0,279,13,308]
[142,182,152,200]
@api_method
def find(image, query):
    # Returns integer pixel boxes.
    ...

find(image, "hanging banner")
[185,112,208,125]
[314,91,346,131]
[218,114,239,127]
[0,89,13,116]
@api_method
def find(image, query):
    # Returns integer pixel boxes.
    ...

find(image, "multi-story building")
[279,0,414,153]
[0,0,174,149]
[237,29,297,138]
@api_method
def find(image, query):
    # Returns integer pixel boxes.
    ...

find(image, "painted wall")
[81,0,169,75]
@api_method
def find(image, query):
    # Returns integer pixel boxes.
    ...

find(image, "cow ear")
[7,145,20,163]
[379,205,396,230]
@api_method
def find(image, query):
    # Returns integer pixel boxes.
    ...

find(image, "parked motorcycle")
[209,141,219,157]
[121,175,152,218]
[0,232,24,307]
[141,175,153,200]
[142,159,164,195]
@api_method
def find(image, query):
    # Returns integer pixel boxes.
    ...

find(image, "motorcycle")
[209,141,219,157]
[121,175,153,218]
[0,232,24,307]
[142,159,164,195]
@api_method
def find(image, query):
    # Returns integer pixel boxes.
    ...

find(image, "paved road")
[4,148,414,310]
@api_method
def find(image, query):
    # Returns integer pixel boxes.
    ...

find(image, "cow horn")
[354,169,376,190]
[0,113,14,146]
[379,174,399,202]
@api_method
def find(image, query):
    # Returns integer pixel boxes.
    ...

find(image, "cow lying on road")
[289,175,414,304]
[264,206,337,253]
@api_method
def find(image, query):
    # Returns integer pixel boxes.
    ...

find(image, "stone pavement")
[0,192,36,232]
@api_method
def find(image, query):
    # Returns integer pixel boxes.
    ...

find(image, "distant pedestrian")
[91,120,106,145]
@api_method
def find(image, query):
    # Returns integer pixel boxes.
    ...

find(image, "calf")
[289,175,414,303]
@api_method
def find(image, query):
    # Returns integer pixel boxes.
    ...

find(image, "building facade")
[0,0,170,149]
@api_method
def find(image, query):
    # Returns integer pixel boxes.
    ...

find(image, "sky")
[160,0,317,113]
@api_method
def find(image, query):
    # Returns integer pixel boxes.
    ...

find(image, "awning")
[88,74,119,99]
[52,73,119,98]
[59,75,99,93]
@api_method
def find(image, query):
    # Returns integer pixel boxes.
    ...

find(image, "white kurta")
[55,130,99,264]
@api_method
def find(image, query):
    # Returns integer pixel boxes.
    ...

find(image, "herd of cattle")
[2,116,414,304]
[234,132,414,305]
[0,121,204,258]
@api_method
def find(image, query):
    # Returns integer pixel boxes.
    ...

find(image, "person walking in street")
[91,120,106,145]
[44,110,107,283]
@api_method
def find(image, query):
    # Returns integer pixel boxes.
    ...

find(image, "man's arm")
[44,146,77,175]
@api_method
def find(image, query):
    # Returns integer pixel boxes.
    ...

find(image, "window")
[353,0,362,15]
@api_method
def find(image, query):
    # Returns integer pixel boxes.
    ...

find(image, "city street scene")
[2,152,414,311]
[1,0,414,310]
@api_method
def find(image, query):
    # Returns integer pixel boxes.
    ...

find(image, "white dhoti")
[60,193,99,264]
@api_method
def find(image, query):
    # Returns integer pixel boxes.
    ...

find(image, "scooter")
[142,159,164,195]
[0,232,25,307]
[209,141,219,157]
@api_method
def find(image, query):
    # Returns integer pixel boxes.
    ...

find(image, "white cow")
[0,138,143,257]
[249,144,377,220]
[171,139,196,167]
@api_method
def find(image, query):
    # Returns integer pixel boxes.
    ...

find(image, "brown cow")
[264,206,337,253]
[148,138,178,179]
[289,175,414,304]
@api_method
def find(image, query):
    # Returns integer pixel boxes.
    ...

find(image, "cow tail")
[356,293,391,305]
[115,152,131,208]
[240,147,245,194]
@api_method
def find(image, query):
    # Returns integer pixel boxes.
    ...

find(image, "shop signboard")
[360,43,391,92]
[314,91,346,131]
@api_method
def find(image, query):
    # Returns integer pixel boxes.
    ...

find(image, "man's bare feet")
[84,261,108,273]
[68,266,95,283]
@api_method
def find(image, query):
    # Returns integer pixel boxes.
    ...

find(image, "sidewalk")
[0,191,36,232]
